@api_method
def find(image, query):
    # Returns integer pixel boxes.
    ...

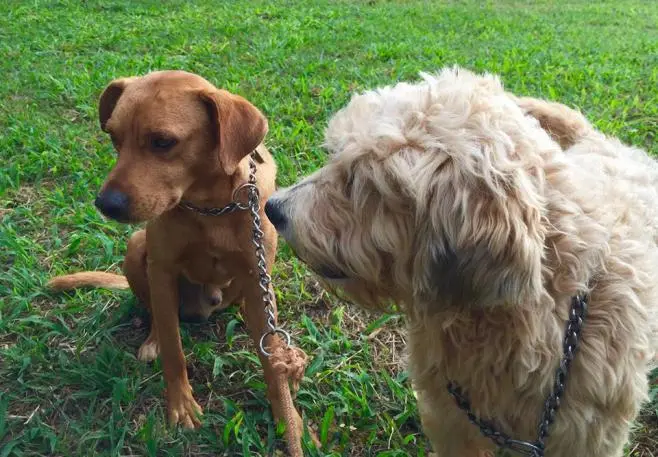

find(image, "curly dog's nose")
[95,188,131,222]
[265,198,287,230]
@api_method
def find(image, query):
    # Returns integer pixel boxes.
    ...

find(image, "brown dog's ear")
[99,77,137,132]
[200,89,268,175]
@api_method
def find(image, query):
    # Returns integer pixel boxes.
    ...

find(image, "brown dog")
[48,71,305,438]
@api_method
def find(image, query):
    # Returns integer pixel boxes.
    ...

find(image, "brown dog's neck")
[181,158,251,209]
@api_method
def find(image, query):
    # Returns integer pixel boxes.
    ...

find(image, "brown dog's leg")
[241,285,304,433]
[138,328,159,362]
[240,222,302,431]
[123,230,149,303]
[127,230,225,360]
[240,221,317,450]
[148,260,202,429]
[123,230,161,362]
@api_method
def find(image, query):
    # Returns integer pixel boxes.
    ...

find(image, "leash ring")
[232,183,258,209]
[259,328,292,357]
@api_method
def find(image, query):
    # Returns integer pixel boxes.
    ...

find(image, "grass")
[1,0,657,455]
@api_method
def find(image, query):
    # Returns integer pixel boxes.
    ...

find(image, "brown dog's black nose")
[95,189,130,222]
[265,199,287,230]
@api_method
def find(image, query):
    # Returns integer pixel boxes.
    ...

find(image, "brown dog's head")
[94,70,267,222]
[266,67,560,312]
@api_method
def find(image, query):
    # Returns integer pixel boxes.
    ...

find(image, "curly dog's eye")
[341,170,355,198]
[345,175,354,197]
[315,264,347,280]
[150,135,178,152]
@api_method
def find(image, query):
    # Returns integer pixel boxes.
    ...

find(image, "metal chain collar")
[178,169,253,216]
[178,153,291,357]
[447,294,588,457]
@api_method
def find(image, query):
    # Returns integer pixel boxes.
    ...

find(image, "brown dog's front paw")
[137,337,160,362]
[167,387,203,429]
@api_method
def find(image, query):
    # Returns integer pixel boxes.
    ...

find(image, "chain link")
[447,294,588,457]
[178,190,249,216]
[178,153,291,357]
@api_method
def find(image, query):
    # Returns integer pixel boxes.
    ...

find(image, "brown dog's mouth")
[127,197,182,223]
[99,208,144,224]
[106,214,135,224]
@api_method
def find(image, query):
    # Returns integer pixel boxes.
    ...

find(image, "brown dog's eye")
[150,136,178,151]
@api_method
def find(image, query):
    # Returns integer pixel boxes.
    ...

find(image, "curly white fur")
[269,67,658,457]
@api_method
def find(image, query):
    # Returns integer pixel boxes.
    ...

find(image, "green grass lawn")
[1,0,657,456]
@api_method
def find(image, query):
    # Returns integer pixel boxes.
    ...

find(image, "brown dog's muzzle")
[95,187,131,222]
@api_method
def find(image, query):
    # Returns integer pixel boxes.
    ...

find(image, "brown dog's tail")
[514,96,594,149]
[47,272,129,291]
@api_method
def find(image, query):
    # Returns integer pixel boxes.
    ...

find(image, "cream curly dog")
[265,67,658,456]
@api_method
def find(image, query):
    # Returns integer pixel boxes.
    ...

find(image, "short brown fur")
[48,71,307,437]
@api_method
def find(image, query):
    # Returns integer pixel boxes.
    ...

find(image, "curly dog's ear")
[424,163,546,308]
[98,77,137,132]
[513,96,592,149]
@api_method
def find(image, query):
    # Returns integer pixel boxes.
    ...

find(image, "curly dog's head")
[267,67,561,311]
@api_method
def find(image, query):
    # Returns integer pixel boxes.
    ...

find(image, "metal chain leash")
[178,153,291,357]
[242,158,292,357]
[447,294,588,457]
